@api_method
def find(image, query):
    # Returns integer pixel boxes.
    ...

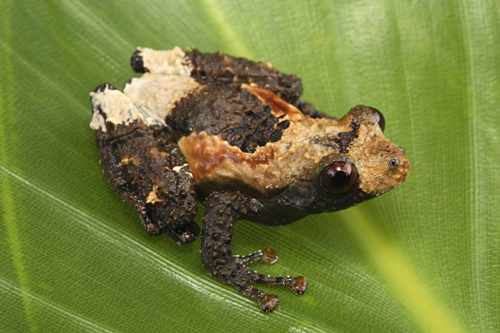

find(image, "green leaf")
[1,0,499,331]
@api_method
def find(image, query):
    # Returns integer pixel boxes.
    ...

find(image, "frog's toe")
[93,82,117,93]
[234,247,278,265]
[140,214,161,236]
[237,282,279,313]
[259,294,279,313]
[165,221,200,245]
[261,247,278,264]
[248,272,308,295]
[130,49,145,73]
[290,276,307,295]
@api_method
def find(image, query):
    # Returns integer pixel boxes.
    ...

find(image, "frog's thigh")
[124,73,200,121]
[91,84,198,244]
[130,47,304,104]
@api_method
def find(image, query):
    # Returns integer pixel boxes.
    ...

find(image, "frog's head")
[267,105,410,218]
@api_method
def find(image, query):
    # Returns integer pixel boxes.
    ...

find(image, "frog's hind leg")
[130,47,303,104]
[201,191,307,312]
[90,83,199,244]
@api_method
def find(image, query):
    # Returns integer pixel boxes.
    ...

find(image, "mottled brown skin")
[91,48,410,312]
[92,84,199,244]
[185,49,303,104]
[168,83,291,153]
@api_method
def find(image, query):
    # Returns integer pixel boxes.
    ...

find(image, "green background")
[1,0,499,332]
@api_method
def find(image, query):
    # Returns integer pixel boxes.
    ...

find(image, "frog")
[89,47,410,312]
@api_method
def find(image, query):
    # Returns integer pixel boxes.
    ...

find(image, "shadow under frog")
[90,47,410,312]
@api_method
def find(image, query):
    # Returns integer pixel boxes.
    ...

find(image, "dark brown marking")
[170,83,288,154]
[185,49,303,104]
[334,122,360,153]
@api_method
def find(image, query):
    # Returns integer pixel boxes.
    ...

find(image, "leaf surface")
[1,1,499,331]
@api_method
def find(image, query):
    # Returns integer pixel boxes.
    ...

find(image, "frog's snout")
[395,149,410,182]
[400,147,410,177]
[386,146,410,185]
[401,156,410,176]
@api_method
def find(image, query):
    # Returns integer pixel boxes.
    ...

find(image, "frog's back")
[170,82,314,198]
[124,47,302,124]
[123,47,308,197]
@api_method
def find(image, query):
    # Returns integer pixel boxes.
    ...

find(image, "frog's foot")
[162,220,200,245]
[236,282,279,313]
[201,191,307,312]
[234,247,278,265]
[209,253,306,312]
[140,212,199,245]
[246,270,307,296]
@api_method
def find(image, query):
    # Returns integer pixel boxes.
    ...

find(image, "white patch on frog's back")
[137,47,193,76]
[124,73,200,120]
[90,87,144,132]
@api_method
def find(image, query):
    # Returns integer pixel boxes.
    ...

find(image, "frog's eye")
[368,107,385,132]
[320,162,357,193]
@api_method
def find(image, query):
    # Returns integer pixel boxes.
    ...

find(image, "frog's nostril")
[399,147,406,155]
[388,159,399,167]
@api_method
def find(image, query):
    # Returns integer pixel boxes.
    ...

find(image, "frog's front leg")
[201,191,307,312]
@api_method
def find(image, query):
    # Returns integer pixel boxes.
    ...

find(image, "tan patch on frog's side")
[172,163,190,173]
[178,118,338,197]
[177,132,276,194]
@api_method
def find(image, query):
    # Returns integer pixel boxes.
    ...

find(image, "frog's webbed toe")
[234,247,278,265]
[201,191,307,312]
[90,84,198,244]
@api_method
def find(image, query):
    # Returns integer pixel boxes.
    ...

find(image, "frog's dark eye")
[368,107,385,132]
[320,162,357,193]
